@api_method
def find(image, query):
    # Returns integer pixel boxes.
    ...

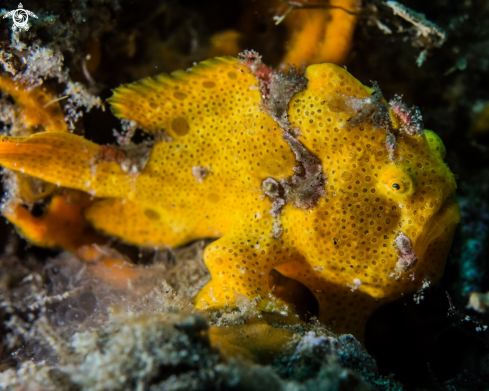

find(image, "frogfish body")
[0,55,460,339]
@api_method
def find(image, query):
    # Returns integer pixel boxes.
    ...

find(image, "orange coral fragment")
[4,190,140,286]
[3,191,103,250]
[209,1,359,68]
[84,254,140,286]
[0,76,68,134]
[279,0,359,68]
[207,30,243,58]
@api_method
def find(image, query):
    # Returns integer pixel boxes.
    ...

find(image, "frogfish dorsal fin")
[108,57,254,138]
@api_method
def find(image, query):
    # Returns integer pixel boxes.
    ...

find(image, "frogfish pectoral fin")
[0,133,132,199]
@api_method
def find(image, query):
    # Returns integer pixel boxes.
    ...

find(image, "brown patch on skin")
[348,82,392,131]
[261,133,327,238]
[99,145,127,164]
[239,50,307,135]
[385,132,397,161]
[261,177,285,239]
[389,95,424,136]
[246,51,326,236]
[98,142,154,176]
[394,232,418,272]
[192,166,210,184]
[261,178,283,216]
[347,81,400,161]
[281,132,327,210]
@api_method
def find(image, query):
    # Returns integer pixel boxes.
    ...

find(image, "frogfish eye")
[378,165,416,198]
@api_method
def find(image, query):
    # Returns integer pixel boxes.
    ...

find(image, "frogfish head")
[375,129,460,292]
[288,63,460,300]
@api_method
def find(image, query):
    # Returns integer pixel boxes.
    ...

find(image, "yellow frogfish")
[0,52,460,340]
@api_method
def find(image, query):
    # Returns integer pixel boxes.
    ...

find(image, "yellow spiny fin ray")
[0,133,133,199]
[108,56,244,136]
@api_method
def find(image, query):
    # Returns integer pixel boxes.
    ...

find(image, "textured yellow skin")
[0,57,460,338]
